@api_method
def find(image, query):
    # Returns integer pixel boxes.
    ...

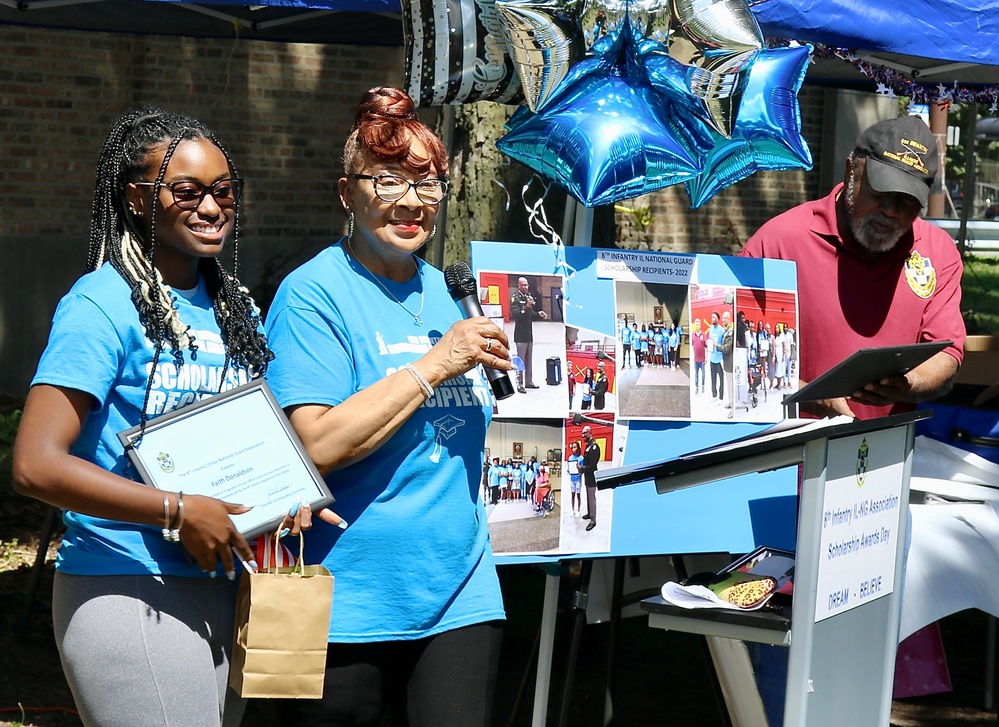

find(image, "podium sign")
[624,413,922,727]
[814,429,906,622]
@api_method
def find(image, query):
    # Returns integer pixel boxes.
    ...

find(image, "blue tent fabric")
[749,0,999,67]
[152,0,398,10]
[244,0,999,68]
[231,0,999,68]
[5,0,999,66]
[0,0,404,44]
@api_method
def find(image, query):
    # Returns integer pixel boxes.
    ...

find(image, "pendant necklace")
[343,237,425,326]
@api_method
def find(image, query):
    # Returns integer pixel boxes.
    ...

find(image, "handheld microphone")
[444,262,515,400]
[571,412,615,427]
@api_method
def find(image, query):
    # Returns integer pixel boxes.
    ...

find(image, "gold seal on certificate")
[118,378,333,539]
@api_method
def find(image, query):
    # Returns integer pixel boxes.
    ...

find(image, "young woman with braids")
[264,87,514,726]
[12,107,315,727]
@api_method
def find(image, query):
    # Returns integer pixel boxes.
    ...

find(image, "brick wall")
[0,25,404,396]
[614,84,827,254]
[0,23,835,397]
[0,25,404,257]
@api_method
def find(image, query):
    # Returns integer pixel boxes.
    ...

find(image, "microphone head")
[444,262,477,300]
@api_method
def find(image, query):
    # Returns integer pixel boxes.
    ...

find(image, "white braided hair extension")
[119,230,197,351]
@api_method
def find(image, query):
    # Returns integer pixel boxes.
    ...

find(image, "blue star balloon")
[492,0,811,208]
[681,45,813,209]
[496,0,762,131]
[498,61,704,206]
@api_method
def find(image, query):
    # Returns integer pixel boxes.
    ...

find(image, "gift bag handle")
[268,525,306,576]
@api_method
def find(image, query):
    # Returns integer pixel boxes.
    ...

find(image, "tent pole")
[175,3,253,28]
[561,197,576,248]
[573,201,594,248]
[16,0,104,8]
[927,104,948,218]
[255,10,335,29]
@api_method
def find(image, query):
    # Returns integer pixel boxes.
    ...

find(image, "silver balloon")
[618,0,671,46]
[496,0,588,112]
[578,0,634,49]
[666,0,763,137]
[402,0,523,107]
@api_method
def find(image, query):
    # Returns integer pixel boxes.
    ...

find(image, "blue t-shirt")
[620,326,632,346]
[264,242,504,642]
[709,324,726,364]
[32,264,251,576]
[567,454,584,485]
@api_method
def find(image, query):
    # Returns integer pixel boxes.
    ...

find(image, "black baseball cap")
[855,116,938,207]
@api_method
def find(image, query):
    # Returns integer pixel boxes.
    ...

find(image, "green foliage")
[614,203,654,234]
[946,105,999,195]
[0,537,22,569]
[948,103,970,183]
[962,254,999,334]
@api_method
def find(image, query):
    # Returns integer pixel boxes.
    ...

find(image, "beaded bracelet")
[403,363,434,400]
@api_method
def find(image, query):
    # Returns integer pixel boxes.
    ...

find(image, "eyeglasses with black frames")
[352,173,449,205]
[133,178,244,210]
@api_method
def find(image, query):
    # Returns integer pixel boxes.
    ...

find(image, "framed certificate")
[118,378,333,539]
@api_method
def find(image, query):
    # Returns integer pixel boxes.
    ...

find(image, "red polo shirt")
[740,183,965,420]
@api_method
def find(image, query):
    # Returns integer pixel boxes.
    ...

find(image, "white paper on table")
[660,581,770,612]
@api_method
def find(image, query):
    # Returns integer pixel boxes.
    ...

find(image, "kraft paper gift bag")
[229,533,334,699]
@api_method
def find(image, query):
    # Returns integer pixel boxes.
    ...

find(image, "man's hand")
[851,374,912,407]
[852,350,958,406]
[800,397,856,419]
[792,378,854,418]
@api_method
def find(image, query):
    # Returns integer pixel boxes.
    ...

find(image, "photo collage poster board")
[471,241,802,564]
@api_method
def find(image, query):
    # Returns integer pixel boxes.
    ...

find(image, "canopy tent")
[3,0,999,82]
[4,0,998,245]
[751,0,999,69]
[0,0,403,45]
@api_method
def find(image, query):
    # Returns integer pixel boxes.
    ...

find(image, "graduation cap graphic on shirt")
[430,414,466,463]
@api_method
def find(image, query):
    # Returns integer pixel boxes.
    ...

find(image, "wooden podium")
[597,412,925,727]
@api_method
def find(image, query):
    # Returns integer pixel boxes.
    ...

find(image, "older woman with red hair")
[265,87,513,726]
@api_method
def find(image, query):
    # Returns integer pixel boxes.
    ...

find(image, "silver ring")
[485,338,493,352]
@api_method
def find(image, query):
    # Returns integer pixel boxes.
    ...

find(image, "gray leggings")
[53,572,245,727]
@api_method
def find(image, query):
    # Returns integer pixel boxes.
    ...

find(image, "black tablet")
[783,340,953,405]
